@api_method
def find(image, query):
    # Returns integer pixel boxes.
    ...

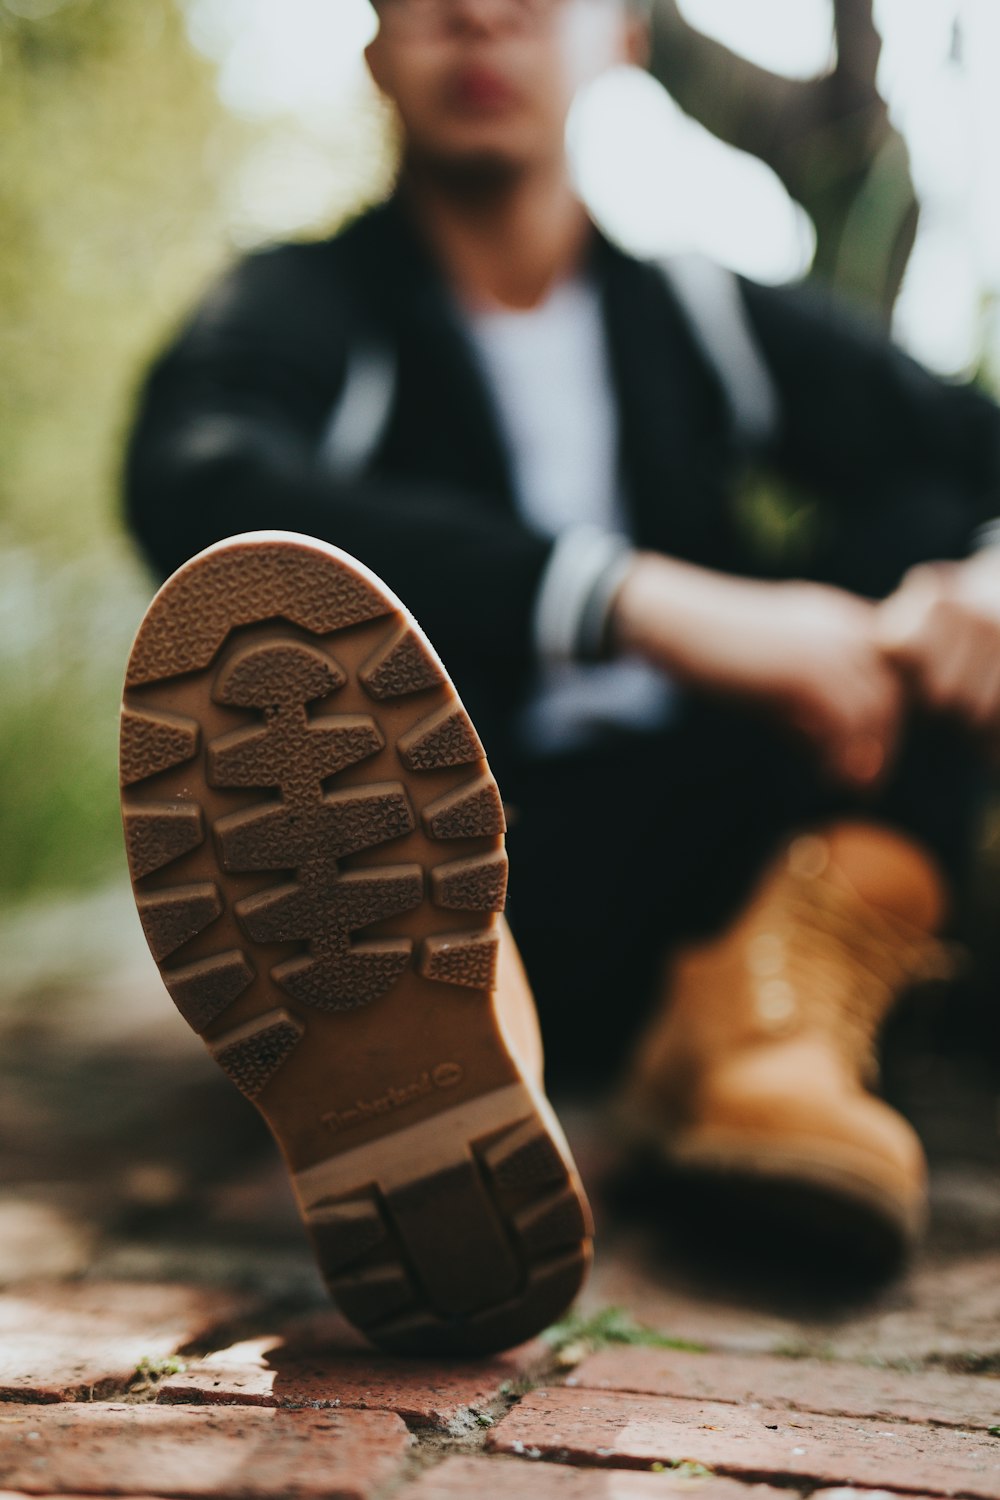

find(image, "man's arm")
[124,243,554,671]
[610,552,903,788]
[738,276,1000,748]
[602,273,1000,783]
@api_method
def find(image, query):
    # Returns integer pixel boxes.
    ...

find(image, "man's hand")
[876,552,1000,747]
[611,552,904,790]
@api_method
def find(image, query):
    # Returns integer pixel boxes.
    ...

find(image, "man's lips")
[449,65,520,112]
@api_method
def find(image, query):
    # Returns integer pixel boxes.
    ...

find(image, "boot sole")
[661,1130,923,1271]
[120,530,593,1354]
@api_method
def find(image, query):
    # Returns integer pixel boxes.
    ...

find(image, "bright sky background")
[183,0,1000,377]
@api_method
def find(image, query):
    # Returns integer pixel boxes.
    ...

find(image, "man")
[124,0,1000,1345]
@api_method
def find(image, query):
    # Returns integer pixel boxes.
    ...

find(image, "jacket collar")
[341,194,719,548]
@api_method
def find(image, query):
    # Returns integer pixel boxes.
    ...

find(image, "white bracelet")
[532,525,635,663]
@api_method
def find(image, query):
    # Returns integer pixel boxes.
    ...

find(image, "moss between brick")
[543,1305,708,1361]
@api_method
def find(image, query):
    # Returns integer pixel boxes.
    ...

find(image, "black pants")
[500,696,986,1083]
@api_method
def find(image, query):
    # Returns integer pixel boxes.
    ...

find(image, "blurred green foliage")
[0,0,236,903]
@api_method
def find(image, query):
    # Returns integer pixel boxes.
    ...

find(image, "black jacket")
[126,196,1000,741]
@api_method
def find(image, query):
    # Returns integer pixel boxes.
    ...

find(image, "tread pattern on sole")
[308,1199,388,1273]
[162,949,256,1032]
[430,851,509,913]
[422,775,506,841]
[301,1102,592,1355]
[359,623,445,701]
[482,1117,568,1193]
[211,1009,304,1099]
[125,541,391,688]
[369,1249,589,1357]
[213,637,346,709]
[514,1187,591,1258]
[398,702,484,770]
[136,882,223,963]
[205,636,422,1013]
[120,706,199,786]
[122,801,205,880]
[214,785,413,873]
[420,930,500,990]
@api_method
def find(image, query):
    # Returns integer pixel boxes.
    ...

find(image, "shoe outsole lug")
[208,718,385,792]
[307,1198,388,1274]
[273,939,414,1014]
[398,701,484,770]
[430,851,509,913]
[420,930,500,990]
[359,622,445,701]
[120,706,200,786]
[213,638,347,709]
[162,949,256,1032]
[135,882,224,963]
[368,1246,591,1357]
[122,801,205,879]
[211,1009,305,1099]
[331,1263,418,1328]
[422,775,507,841]
[513,1187,592,1258]
[482,1118,569,1194]
[213,784,412,873]
[120,530,591,1354]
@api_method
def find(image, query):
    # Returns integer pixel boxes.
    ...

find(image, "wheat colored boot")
[619,822,951,1265]
[495,914,546,1089]
[120,530,592,1354]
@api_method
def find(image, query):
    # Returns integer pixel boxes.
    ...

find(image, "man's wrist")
[609,550,705,662]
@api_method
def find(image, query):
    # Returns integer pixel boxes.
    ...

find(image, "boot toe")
[646,1042,927,1274]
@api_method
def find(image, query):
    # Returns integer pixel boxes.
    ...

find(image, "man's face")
[366,0,640,179]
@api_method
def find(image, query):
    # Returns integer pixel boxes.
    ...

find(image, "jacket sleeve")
[739,276,1000,587]
[123,243,554,671]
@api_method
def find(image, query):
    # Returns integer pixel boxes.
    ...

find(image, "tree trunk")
[647,0,919,317]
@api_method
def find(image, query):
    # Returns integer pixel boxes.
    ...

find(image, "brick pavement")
[3,891,1000,1499]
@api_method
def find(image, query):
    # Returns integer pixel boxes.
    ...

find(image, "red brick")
[0,1283,255,1403]
[488,1388,1000,1497]
[569,1347,1000,1431]
[158,1317,549,1433]
[820,1252,1000,1366]
[0,1401,412,1498]
[399,1454,789,1497]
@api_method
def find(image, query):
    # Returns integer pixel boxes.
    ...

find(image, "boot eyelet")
[746,931,786,977]
[755,978,798,1030]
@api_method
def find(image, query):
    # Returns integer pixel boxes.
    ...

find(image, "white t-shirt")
[465,277,676,753]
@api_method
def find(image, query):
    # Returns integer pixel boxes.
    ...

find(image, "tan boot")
[619,822,952,1262]
[496,913,546,1090]
[121,531,592,1353]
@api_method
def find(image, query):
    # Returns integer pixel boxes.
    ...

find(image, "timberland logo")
[322,1063,464,1135]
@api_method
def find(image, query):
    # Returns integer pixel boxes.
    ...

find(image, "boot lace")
[743,852,957,1082]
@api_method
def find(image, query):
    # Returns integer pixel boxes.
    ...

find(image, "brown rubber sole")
[667,1134,922,1269]
[120,530,592,1354]
[615,1102,922,1275]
